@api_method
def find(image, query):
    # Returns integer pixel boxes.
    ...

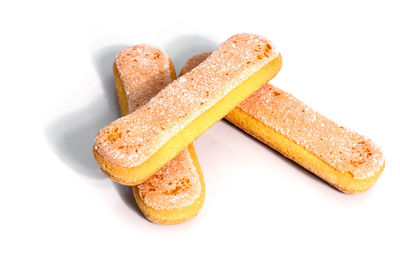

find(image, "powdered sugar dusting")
[180,52,212,76]
[115,45,172,111]
[137,149,201,210]
[95,33,279,167]
[112,44,201,209]
[238,84,385,179]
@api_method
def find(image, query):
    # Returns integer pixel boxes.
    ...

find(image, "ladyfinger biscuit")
[94,33,282,185]
[181,52,384,194]
[113,45,205,224]
[227,85,385,193]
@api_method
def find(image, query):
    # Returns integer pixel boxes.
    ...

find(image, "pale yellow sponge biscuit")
[112,45,205,224]
[181,52,384,194]
[94,33,282,185]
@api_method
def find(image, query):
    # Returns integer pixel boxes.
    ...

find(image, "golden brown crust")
[225,107,384,193]
[111,44,205,224]
[235,84,384,180]
[136,147,202,211]
[133,144,205,224]
[114,45,174,112]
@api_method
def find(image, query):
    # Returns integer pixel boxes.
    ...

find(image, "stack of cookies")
[93,33,385,224]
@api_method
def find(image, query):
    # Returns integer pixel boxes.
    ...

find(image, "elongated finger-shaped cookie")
[94,33,282,185]
[181,52,384,194]
[113,45,205,224]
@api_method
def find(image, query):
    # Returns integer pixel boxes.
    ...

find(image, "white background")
[1,0,399,266]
